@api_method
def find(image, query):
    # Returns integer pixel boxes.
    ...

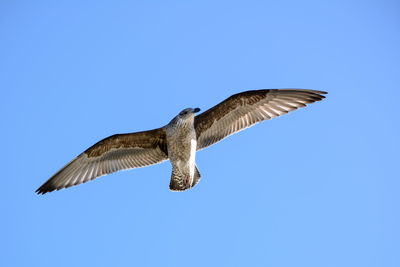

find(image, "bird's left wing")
[194,89,327,150]
[36,128,168,194]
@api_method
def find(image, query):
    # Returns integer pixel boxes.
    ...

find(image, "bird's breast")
[166,124,197,175]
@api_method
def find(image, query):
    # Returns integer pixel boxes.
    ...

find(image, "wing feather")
[194,89,327,150]
[36,128,168,194]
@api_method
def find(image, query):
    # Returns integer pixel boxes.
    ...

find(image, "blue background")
[2,1,399,266]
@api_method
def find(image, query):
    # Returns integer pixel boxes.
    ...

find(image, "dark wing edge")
[194,89,327,150]
[36,127,168,194]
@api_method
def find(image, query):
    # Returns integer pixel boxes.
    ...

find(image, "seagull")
[36,89,327,194]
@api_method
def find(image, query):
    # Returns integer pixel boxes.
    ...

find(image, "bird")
[36,89,327,194]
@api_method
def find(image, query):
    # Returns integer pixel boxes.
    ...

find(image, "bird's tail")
[169,165,201,191]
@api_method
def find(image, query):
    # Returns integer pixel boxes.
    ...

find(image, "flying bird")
[36,89,327,194]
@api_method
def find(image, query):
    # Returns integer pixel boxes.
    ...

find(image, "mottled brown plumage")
[36,89,327,194]
[165,109,200,191]
[194,89,326,150]
[36,128,169,194]
[85,128,167,158]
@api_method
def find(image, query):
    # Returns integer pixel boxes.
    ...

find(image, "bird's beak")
[193,108,201,113]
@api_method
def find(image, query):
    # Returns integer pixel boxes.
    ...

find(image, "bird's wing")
[36,127,168,194]
[194,89,327,150]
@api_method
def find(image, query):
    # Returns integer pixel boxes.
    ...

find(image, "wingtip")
[35,183,56,195]
[35,190,45,195]
[304,89,328,100]
[35,187,47,195]
[304,89,328,95]
[276,89,328,97]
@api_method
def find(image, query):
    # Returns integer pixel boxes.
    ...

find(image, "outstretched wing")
[36,128,168,194]
[194,89,327,150]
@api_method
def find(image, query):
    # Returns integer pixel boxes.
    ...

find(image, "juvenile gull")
[36,89,327,194]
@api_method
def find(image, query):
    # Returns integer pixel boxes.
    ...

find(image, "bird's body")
[165,108,200,190]
[36,89,327,194]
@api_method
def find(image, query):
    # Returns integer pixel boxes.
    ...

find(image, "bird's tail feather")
[169,165,201,191]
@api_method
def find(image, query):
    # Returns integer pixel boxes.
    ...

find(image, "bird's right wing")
[36,128,168,194]
[194,89,327,150]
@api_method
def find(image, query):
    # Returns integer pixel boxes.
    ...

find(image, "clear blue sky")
[2,1,399,266]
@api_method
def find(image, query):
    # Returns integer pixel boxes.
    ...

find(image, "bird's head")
[170,107,201,126]
[178,107,201,118]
